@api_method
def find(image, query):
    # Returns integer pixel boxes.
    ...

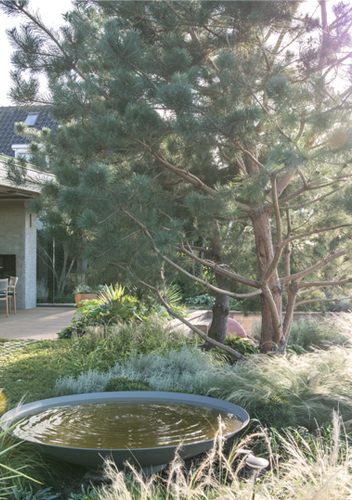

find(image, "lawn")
[0,339,67,408]
[0,315,352,499]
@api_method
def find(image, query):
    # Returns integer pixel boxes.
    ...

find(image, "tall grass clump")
[54,347,222,396]
[217,346,352,429]
[91,414,352,500]
[288,313,352,350]
[0,430,49,492]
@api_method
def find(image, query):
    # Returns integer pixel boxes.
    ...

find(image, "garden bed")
[0,314,352,499]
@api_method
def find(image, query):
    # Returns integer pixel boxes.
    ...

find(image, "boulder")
[226,318,247,338]
[208,318,247,338]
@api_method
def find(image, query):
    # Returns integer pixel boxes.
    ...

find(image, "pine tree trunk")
[252,208,283,353]
[207,290,230,344]
[205,235,230,348]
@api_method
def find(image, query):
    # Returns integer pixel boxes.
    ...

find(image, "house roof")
[0,154,55,201]
[0,106,57,157]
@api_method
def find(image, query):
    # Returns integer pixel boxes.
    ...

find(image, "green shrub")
[58,319,89,339]
[104,377,151,392]
[214,336,260,365]
[224,336,259,356]
[248,395,295,429]
[57,320,194,376]
[185,294,215,308]
[54,347,221,396]
[61,283,187,339]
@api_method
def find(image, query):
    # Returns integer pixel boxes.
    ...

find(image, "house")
[0,106,56,309]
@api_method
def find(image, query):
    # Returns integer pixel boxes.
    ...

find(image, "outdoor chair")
[8,276,18,314]
[0,279,9,317]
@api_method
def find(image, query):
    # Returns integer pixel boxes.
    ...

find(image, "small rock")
[246,454,269,469]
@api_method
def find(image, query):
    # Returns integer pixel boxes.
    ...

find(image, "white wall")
[0,201,37,309]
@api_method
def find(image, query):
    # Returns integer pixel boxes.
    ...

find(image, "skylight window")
[24,113,39,126]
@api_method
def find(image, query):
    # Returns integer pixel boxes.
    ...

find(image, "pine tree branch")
[160,240,263,298]
[329,5,352,30]
[263,175,283,282]
[282,248,352,284]
[260,282,283,345]
[295,295,352,307]
[271,9,299,58]
[189,246,213,255]
[269,169,296,201]
[297,167,308,188]
[134,139,252,212]
[139,280,248,361]
[272,174,282,247]
[163,253,262,299]
[323,51,352,78]
[239,72,293,143]
[278,178,349,205]
[105,19,157,91]
[117,203,260,296]
[4,1,86,81]
[98,208,121,225]
[295,121,306,142]
[177,244,259,288]
[298,278,352,289]
[134,139,216,196]
[284,209,291,278]
[283,223,352,246]
[279,188,339,210]
[296,286,325,296]
[241,149,266,171]
[189,106,226,136]
[282,281,298,338]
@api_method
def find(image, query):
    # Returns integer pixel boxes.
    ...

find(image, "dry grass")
[93,413,351,500]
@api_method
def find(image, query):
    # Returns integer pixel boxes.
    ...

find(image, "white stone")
[246,454,269,469]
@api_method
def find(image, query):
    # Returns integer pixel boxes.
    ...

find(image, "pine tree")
[3,0,352,354]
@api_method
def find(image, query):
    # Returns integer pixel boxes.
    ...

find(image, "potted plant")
[73,285,97,307]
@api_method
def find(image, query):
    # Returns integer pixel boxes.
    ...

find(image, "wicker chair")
[0,279,9,317]
[8,276,18,314]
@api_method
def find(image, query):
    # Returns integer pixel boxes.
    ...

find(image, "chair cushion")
[0,293,7,298]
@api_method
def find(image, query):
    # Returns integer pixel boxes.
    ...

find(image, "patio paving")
[0,306,76,340]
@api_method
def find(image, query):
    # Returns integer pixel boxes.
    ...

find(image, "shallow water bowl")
[0,391,249,470]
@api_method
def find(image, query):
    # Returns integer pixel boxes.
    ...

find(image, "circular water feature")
[0,392,249,469]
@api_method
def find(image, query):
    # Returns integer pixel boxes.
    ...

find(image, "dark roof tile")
[0,106,57,157]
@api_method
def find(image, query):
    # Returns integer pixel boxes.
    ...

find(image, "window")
[11,144,31,160]
[24,113,39,126]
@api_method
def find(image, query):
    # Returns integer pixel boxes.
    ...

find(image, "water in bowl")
[13,402,242,449]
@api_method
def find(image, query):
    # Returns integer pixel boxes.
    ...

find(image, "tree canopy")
[3,0,352,353]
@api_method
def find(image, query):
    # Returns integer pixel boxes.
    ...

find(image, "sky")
[0,0,73,106]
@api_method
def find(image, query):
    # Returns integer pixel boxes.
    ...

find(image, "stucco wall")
[0,201,36,309]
